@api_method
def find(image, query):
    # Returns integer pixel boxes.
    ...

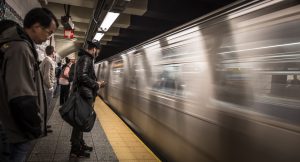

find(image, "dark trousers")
[70,98,94,150]
[60,84,70,105]
[9,141,32,162]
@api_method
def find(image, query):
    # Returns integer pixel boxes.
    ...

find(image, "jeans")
[9,141,32,162]
[70,98,94,150]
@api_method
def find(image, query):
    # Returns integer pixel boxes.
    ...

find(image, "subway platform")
[26,97,160,162]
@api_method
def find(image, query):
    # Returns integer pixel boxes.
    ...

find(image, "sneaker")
[81,144,93,152]
[70,148,90,158]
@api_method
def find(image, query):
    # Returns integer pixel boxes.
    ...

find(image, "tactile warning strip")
[94,97,160,162]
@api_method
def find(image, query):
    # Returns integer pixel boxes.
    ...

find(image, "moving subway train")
[95,0,300,161]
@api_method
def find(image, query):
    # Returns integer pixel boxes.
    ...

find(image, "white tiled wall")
[6,0,40,19]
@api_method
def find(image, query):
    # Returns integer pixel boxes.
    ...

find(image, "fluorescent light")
[218,42,300,55]
[99,12,120,32]
[93,32,104,41]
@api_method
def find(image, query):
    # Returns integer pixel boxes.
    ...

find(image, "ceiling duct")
[85,0,106,45]
[110,0,131,13]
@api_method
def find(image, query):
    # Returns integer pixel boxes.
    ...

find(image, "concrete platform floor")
[27,97,118,162]
[27,97,159,162]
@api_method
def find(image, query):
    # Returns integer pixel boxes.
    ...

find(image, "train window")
[214,67,253,106]
[287,75,300,85]
[128,54,144,90]
[261,73,300,100]
[152,64,184,96]
[111,60,124,86]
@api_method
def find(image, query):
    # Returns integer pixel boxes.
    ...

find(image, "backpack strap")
[0,42,10,101]
[0,42,10,80]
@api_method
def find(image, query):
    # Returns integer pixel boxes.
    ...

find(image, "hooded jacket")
[75,49,99,100]
[0,23,47,143]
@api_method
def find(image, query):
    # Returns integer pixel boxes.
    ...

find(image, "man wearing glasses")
[0,8,58,162]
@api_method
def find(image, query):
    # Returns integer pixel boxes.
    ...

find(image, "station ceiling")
[43,0,237,60]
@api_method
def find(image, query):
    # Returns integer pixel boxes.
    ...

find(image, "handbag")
[73,92,96,132]
[59,91,96,132]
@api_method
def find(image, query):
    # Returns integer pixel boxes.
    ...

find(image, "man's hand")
[97,81,106,88]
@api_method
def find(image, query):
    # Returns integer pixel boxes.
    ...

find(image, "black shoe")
[81,144,93,152]
[70,149,90,158]
[46,128,53,133]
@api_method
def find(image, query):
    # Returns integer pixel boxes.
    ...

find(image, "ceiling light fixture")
[99,12,120,32]
[93,32,104,41]
[93,11,120,41]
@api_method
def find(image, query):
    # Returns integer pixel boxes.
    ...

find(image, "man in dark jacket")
[0,8,58,162]
[70,41,104,158]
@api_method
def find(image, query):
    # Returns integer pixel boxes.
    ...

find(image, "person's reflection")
[291,75,300,85]
[287,75,300,98]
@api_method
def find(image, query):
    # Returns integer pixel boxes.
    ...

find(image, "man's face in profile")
[32,20,57,44]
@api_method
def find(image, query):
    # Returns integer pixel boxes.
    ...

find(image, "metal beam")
[47,0,95,8]
[123,0,148,16]
[45,3,92,23]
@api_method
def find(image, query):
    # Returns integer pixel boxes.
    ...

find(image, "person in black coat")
[70,41,104,158]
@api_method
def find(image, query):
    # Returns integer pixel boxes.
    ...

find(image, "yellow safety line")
[114,110,161,162]
[94,97,161,162]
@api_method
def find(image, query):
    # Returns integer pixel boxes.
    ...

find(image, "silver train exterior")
[94,0,300,161]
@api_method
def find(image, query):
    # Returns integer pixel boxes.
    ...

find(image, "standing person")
[59,57,72,105]
[68,56,76,93]
[40,45,56,133]
[0,8,58,162]
[40,45,55,118]
[54,62,62,97]
[70,41,104,158]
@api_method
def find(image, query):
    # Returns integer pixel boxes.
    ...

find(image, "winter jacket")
[0,24,47,143]
[75,49,99,100]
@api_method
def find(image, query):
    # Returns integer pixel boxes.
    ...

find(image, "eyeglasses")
[41,26,54,36]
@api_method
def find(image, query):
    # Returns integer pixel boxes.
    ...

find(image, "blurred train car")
[94,0,300,161]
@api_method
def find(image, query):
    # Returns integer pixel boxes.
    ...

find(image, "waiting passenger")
[54,62,62,97]
[70,41,104,158]
[0,8,58,162]
[59,57,72,105]
[67,54,76,93]
[40,45,56,133]
[40,45,56,117]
